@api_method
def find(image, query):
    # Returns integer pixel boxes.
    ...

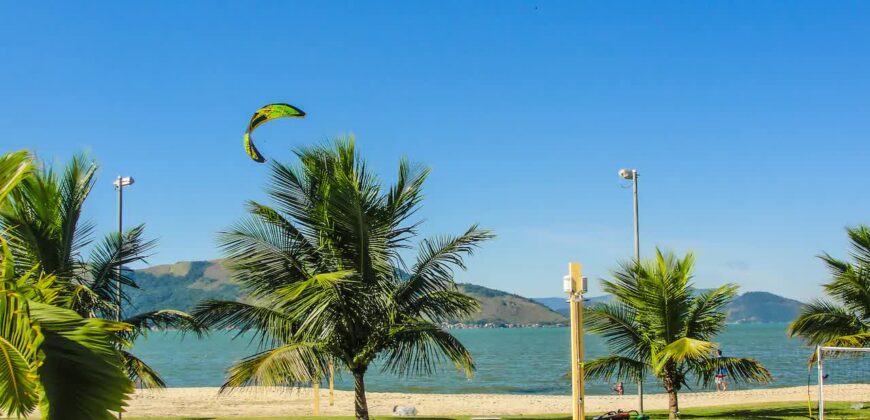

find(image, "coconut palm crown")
[0,150,133,419]
[0,154,201,388]
[789,225,870,348]
[584,249,772,419]
[193,138,493,420]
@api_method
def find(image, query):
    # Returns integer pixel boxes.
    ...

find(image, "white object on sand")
[393,405,418,416]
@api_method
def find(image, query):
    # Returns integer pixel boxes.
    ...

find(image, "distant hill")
[532,296,611,316]
[534,290,804,324]
[129,260,238,315]
[726,291,804,323]
[455,284,566,325]
[129,260,567,326]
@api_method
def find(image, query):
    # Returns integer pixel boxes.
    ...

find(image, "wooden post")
[328,360,335,406]
[313,381,320,416]
[568,262,585,420]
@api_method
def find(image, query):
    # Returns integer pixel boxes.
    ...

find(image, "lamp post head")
[618,168,636,180]
[113,176,135,189]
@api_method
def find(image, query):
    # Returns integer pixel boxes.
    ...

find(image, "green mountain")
[534,290,804,324]
[129,260,567,326]
[455,284,566,325]
[726,291,804,324]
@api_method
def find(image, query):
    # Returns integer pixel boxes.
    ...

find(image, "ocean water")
[133,324,865,395]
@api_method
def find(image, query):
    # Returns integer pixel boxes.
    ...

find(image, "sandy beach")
[117,385,870,417]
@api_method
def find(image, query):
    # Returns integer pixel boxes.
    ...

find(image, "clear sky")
[2,2,868,301]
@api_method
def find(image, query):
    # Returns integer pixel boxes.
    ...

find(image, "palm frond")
[400,289,480,323]
[820,332,870,348]
[584,355,647,383]
[218,213,316,298]
[30,301,133,420]
[81,224,157,317]
[822,265,870,319]
[380,319,474,378]
[684,284,738,340]
[0,289,42,417]
[275,270,357,340]
[688,356,772,387]
[123,309,206,340]
[654,337,715,374]
[846,226,870,268]
[396,226,494,306]
[0,150,32,205]
[121,350,166,388]
[788,299,867,345]
[384,158,428,247]
[585,302,648,361]
[57,154,98,272]
[193,300,297,348]
[222,342,326,390]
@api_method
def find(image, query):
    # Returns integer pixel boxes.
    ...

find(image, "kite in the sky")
[243,103,306,163]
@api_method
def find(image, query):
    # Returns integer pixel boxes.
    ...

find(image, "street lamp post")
[112,176,134,323]
[618,168,642,414]
[112,175,133,420]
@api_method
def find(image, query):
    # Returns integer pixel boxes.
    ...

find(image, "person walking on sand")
[715,349,728,392]
[612,381,624,396]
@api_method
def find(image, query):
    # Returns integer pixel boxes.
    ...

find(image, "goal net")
[816,346,870,420]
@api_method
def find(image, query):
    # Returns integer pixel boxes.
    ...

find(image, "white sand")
[119,384,870,417]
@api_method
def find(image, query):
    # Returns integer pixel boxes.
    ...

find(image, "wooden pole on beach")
[566,262,586,420]
[328,361,335,406]
[313,381,320,416]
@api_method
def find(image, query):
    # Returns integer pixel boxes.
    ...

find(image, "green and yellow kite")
[243,103,306,163]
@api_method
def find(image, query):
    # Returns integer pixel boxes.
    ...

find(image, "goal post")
[817,345,870,420]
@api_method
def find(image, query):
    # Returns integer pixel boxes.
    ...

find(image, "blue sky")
[2,2,869,301]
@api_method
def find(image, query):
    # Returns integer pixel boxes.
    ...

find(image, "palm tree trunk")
[666,387,679,419]
[352,369,369,420]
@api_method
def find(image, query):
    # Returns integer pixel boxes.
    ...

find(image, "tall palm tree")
[0,154,199,388]
[789,225,870,347]
[194,138,492,420]
[0,150,132,419]
[585,249,772,419]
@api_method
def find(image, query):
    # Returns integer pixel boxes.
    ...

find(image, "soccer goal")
[816,345,870,420]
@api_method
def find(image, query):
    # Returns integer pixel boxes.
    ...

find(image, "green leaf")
[0,290,42,417]
[584,355,646,383]
[30,301,133,420]
[223,342,324,390]
[0,150,32,204]
[654,337,715,373]
[122,350,166,388]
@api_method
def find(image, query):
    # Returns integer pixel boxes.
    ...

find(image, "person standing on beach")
[612,381,624,396]
[715,349,728,391]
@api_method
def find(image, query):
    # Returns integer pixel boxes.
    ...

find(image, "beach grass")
[124,400,870,419]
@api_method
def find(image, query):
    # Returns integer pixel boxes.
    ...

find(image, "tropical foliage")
[788,225,870,348]
[584,249,772,419]
[193,138,492,420]
[0,153,200,389]
[0,150,133,419]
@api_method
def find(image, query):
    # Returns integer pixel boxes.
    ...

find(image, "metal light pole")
[112,176,134,323]
[618,168,642,413]
[564,262,587,420]
[112,175,133,420]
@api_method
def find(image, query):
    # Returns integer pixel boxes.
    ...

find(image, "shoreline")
[120,384,869,417]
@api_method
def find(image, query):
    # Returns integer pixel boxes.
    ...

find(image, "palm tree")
[0,154,199,388]
[194,138,492,420]
[585,249,772,419]
[0,150,132,419]
[788,225,870,347]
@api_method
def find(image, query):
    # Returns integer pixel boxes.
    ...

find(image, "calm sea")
[133,324,863,395]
